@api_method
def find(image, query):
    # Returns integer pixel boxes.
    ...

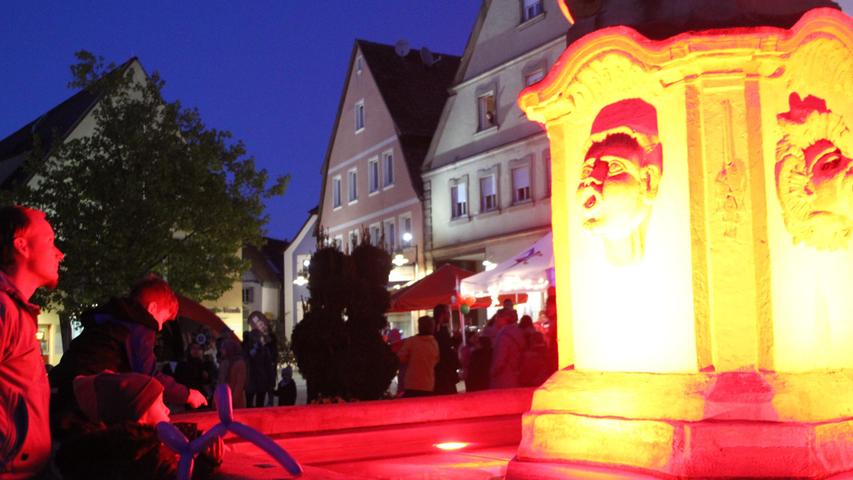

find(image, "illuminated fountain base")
[506,369,853,478]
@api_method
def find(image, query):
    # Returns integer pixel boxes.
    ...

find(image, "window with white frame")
[451,182,468,219]
[384,219,396,251]
[400,215,413,245]
[369,223,381,246]
[348,169,358,203]
[382,151,394,187]
[480,175,498,212]
[524,68,545,87]
[355,55,364,75]
[521,0,544,22]
[368,158,380,194]
[332,176,342,208]
[477,92,497,131]
[349,230,359,251]
[544,148,551,197]
[242,287,254,304]
[512,165,531,203]
[355,100,365,132]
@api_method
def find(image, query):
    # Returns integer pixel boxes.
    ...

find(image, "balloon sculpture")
[157,384,303,479]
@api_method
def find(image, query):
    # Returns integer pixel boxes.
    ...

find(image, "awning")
[460,232,554,298]
[388,264,489,313]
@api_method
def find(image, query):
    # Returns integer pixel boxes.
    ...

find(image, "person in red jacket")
[0,206,64,478]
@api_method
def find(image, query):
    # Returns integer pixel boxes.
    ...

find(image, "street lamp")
[482,259,497,271]
[396,232,418,279]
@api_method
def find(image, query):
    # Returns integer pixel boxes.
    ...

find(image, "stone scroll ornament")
[157,384,303,480]
[775,93,852,251]
[576,98,663,265]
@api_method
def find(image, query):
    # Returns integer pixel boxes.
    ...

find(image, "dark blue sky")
[1,1,482,241]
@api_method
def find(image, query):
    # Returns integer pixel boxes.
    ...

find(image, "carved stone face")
[803,139,852,223]
[577,134,657,239]
[775,94,852,250]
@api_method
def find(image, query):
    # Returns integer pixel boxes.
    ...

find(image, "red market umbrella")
[176,294,240,343]
[388,264,490,313]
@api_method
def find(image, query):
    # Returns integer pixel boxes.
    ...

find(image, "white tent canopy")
[460,232,554,298]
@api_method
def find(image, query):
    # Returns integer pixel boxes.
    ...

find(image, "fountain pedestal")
[511,7,853,478]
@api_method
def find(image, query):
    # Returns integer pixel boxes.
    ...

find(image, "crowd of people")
[0,206,296,479]
[392,298,557,398]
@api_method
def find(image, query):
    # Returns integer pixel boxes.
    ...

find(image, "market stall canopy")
[388,264,489,313]
[460,232,554,298]
[177,294,240,342]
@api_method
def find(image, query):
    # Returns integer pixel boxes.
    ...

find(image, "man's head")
[73,372,170,426]
[577,99,662,241]
[131,275,178,331]
[502,298,513,310]
[417,315,435,335]
[776,93,852,250]
[0,206,64,294]
[432,304,449,325]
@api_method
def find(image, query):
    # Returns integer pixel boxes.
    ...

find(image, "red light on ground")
[434,442,469,451]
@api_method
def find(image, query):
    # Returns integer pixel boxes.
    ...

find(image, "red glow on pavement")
[434,442,469,451]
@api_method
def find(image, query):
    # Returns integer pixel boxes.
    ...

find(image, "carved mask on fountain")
[776,93,852,250]
[576,98,662,264]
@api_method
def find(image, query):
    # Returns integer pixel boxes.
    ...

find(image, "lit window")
[480,175,498,212]
[384,220,396,251]
[522,0,544,22]
[348,169,358,203]
[524,69,545,87]
[355,100,365,132]
[368,158,380,193]
[451,183,468,218]
[382,151,394,187]
[512,166,531,203]
[477,93,497,131]
[332,176,342,208]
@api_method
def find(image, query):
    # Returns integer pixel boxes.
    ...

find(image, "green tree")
[7,51,288,345]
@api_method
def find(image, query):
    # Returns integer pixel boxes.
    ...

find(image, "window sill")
[507,199,534,212]
[355,127,365,135]
[368,190,380,197]
[477,208,501,219]
[333,205,343,212]
[348,199,359,206]
[382,183,395,191]
[474,125,498,139]
[517,12,546,31]
[450,215,471,225]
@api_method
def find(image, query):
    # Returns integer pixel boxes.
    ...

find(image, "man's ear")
[12,236,28,259]
[145,301,159,317]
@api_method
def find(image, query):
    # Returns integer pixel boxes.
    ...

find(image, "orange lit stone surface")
[511,7,853,479]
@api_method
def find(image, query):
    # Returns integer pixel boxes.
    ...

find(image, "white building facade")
[423,0,566,318]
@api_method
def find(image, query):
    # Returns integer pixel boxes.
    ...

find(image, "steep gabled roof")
[317,40,461,224]
[0,57,140,189]
[244,236,290,284]
[357,40,461,138]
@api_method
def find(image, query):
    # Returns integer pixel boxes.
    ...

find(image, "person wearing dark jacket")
[432,304,460,395]
[49,275,208,437]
